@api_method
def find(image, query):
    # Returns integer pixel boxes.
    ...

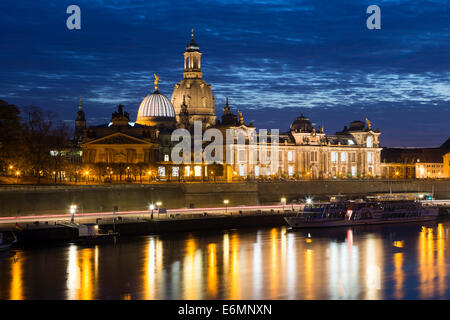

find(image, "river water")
[0,220,449,300]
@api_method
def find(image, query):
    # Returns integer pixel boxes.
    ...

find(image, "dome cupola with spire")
[171,30,216,128]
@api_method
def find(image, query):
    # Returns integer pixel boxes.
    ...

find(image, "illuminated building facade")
[79,105,159,181]
[75,32,385,182]
[381,141,450,179]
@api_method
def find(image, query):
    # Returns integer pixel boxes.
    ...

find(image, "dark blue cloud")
[0,0,448,147]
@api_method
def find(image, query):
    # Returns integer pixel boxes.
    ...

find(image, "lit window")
[164,154,169,162]
[158,166,165,177]
[184,166,190,176]
[288,151,293,162]
[194,166,202,177]
[239,150,246,163]
[255,166,260,177]
[348,140,355,145]
[172,167,179,177]
[367,152,373,164]
[288,166,294,176]
[351,166,357,177]
[239,165,245,177]
[341,152,347,162]
[331,152,337,162]
[366,136,373,148]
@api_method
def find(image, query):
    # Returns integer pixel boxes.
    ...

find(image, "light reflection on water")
[0,221,449,300]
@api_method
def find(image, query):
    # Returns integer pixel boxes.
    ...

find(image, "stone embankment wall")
[0,180,448,217]
[258,180,450,203]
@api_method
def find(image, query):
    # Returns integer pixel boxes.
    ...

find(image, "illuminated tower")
[171,30,216,129]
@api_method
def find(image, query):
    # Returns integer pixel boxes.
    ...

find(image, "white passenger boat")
[285,200,439,229]
[0,232,17,251]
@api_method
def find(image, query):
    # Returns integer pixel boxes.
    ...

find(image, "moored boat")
[0,232,17,251]
[285,200,438,229]
[73,223,119,245]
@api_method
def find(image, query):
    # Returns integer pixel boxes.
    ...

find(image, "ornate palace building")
[74,32,384,182]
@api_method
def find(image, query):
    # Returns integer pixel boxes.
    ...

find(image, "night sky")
[0,0,449,147]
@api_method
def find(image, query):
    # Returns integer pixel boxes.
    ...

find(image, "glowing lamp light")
[15,171,20,176]
[149,204,155,210]
[9,165,13,169]
[85,171,89,175]
[156,201,162,207]
[223,199,229,205]
[393,241,404,248]
[69,205,77,215]
[306,198,312,205]
[346,209,353,220]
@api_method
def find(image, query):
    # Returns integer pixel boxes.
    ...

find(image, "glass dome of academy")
[74,31,383,182]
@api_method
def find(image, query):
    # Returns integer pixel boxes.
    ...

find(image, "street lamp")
[281,197,287,210]
[148,171,152,183]
[85,171,89,184]
[149,204,155,220]
[70,204,77,224]
[15,171,20,184]
[223,199,229,214]
[306,197,312,205]
[156,201,162,218]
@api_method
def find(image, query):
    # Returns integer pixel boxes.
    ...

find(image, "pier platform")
[0,204,301,244]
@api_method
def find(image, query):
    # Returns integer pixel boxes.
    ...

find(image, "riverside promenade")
[1,180,449,217]
[0,204,303,244]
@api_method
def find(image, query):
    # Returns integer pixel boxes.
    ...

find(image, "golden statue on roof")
[154,73,159,91]
[366,118,372,130]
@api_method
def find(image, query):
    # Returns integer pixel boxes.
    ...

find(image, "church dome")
[136,90,176,127]
[290,114,313,132]
[171,79,215,120]
[170,30,216,128]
